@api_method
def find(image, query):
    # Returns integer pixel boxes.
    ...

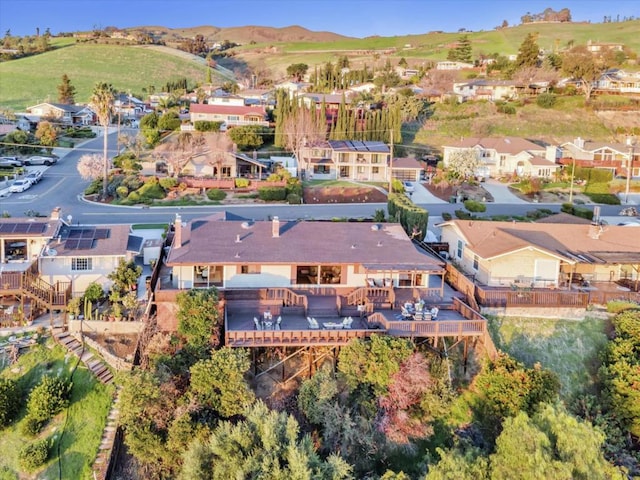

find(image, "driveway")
[481,179,530,204]
[409,181,447,204]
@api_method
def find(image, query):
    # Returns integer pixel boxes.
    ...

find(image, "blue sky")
[0,0,637,38]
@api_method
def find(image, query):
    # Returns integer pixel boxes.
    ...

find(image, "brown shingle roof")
[48,224,131,257]
[442,219,640,262]
[167,219,443,270]
[445,137,544,155]
[392,157,423,169]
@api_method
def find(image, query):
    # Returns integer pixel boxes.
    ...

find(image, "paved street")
[0,131,630,224]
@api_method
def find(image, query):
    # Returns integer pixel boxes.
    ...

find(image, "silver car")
[24,156,58,166]
[9,179,32,193]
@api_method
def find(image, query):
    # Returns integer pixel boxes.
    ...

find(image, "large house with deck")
[156,213,448,332]
[560,137,639,177]
[189,103,269,127]
[299,140,391,181]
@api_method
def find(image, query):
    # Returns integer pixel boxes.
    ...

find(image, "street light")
[625,136,636,205]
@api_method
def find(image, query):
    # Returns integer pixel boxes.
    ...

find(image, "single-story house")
[438,219,640,288]
[25,103,95,126]
[189,103,269,127]
[560,137,639,177]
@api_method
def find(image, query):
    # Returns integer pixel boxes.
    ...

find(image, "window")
[456,240,464,259]
[72,258,92,271]
[314,165,330,174]
[240,265,260,274]
[473,254,479,271]
[372,167,379,174]
[357,166,365,174]
[499,155,507,167]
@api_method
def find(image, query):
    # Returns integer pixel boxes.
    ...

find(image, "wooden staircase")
[92,387,122,480]
[306,295,339,318]
[52,330,114,384]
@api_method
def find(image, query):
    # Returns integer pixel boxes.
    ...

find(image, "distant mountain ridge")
[125,24,352,44]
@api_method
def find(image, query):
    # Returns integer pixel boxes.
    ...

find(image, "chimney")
[50,207,61,221]
[174,214,183,249]
[575,137,585,149]
[545,145,558,162]
[272,216,280,238]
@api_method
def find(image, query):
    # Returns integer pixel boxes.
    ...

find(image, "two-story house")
[39,223,144,296]
[189,103,269,128]
[442,136,560,179]
[299,140,391,181]
[560,137,639,177]
[453,79,518,102]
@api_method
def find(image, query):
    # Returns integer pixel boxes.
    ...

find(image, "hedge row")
[387,193,428,241]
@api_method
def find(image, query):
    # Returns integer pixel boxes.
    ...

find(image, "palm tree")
[90,82,115,199]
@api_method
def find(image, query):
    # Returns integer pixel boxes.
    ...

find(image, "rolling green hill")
[0,44,209,110]
[0,20,638,111]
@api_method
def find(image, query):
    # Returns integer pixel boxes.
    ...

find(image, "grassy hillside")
[0,44,208,110]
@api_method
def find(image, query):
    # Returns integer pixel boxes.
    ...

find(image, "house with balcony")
[299,140,391,181]
[39,223,143,296]
[155,214,448,332]
[442,136,560,178]
[189,103,269,127]
[438,218,640,289]
[453,79,518,102]
[560,137,639,177]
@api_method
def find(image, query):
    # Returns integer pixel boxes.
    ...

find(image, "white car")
[24,155,58,166]
[9,179,32,193]
[403,181,415,193]
[25,170,43,184]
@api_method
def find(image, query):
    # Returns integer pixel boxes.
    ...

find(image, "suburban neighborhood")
[0,3,639,480]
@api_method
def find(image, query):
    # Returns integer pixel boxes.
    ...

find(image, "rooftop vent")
[235,234,242,243]
[371,224,380,231]
[241,221,252,229]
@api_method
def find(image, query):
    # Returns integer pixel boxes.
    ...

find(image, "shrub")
[536,93,557,108]
[463,199,486,212]
[194,120,223,132]
[84,179,102,195]
[126,191,141,203]
[20,415,45,436]
[287,193,301,204]
[454,209,473,219]
[137,180,165,200]
[115,186,129,199]
[159,177,178,190]
[0,378,20,428]
[25,376,70,425]
[607,300,639,314]
[257,187,287,201]
[235,178,250,188]
[206,188,227,201]
[496,102,516,114]
[441,212,452,221]
[19,440,49,472]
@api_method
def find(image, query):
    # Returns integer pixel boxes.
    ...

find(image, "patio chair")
[342,317,353,329]
[430,307,439,320]
[309,317,320,329]
[401,307,413,320]
[275,316,282,330]
[253,317,262,331]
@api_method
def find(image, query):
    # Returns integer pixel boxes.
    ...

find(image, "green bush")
[20,415,45,436]
[496,102,516,114]
[116,186,129,199]
[287,193,301,204]
[257,187,287,201]
[194,121,223,132]
[464,199,486,212]
[387,193,428,241]
[441,212,452,221]
[84,179,102,195]
[25,376,70,425]
[18,440,49,472]
[607,300,640,314]
[583,193,620,205]
[454,209,473,219]
[126,191,141,204]
[159,177,178,190]
[235,178,250,188]
[536,93,557,108]
[137,180,165,200]
[0,378,20,428]
[206,188,227,201]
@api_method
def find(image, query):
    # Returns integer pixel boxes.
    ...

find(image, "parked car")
[9,179,32,193]
[0,156,23,167]
[24,156,58,166]
[403,181,415,193]
[25,170,43,184]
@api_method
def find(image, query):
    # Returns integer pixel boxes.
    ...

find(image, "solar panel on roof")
[94,229,109,239]
[77,239,94,249]
[27,223,47,233]
[0,224,15,233]
[64,238,95,250]
[14,224,30,233]
[64,239,79,249]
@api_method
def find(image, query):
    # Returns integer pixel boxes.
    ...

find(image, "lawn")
[488,315,610,399]
[0,339,114,480]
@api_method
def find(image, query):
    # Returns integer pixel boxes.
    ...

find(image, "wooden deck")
[225,297,492,350]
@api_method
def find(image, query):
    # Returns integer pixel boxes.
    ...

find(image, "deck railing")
[226,328,372,347]
[263,288,308,312]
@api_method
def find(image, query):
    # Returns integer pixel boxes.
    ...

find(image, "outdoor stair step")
[98,371,113,383]
[80,352,94,362]
[87,359,102,369]
[92,365,108,376]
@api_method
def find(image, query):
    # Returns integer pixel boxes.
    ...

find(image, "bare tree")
[283,107,327,177]
[77,154,104,181]
[118,132,146,159]
[205,133,235,181]
[512,65,559,87]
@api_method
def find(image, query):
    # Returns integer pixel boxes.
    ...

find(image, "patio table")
[323,322,343,330]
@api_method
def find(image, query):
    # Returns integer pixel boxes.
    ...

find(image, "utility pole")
[388,129,394,194]
[625,136,636,204]
[568,158,576,204]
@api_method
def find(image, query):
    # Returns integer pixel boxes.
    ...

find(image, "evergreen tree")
[448,35,472,63]
[57,74,76,104]
[516,33,541,67]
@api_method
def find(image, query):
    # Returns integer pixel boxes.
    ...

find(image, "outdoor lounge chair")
[309,317,320,329]
[253,317,262,330]
[342,317,353,329]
